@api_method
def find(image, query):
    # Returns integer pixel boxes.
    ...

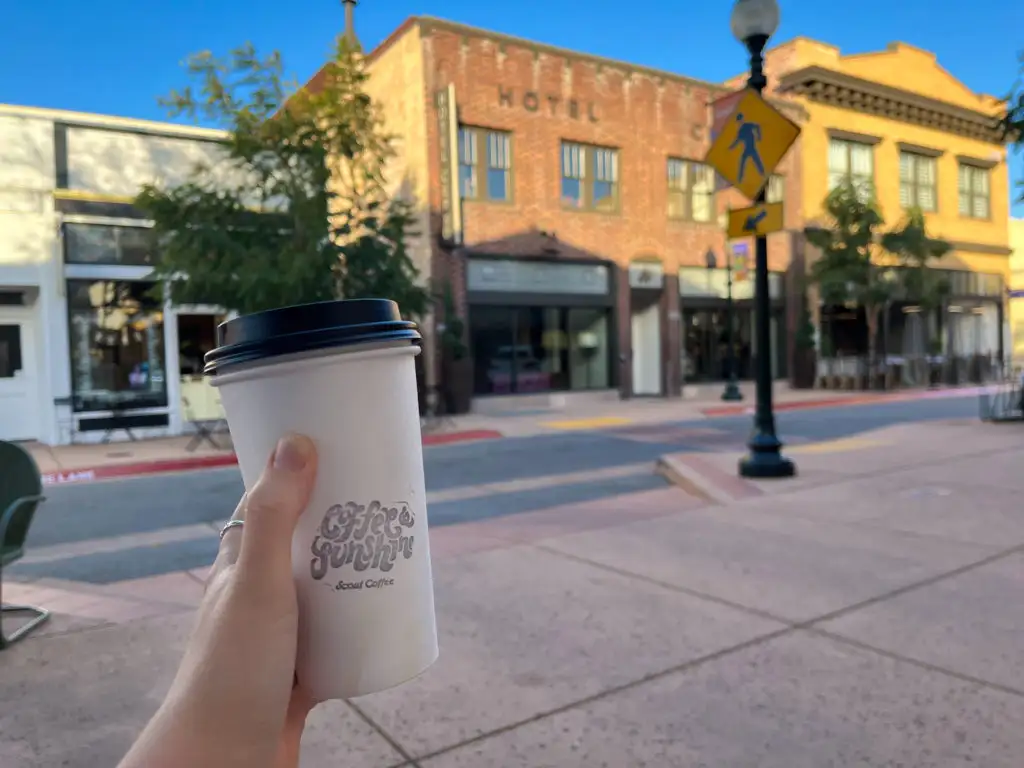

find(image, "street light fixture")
[731,0,795,479]
[706,248,744,402]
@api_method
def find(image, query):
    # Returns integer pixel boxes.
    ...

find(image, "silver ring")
[219,519,244,539]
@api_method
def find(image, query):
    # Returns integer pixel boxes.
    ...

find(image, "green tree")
[135,36,429,317]
[880,207,952,354]
[806,178,894,374]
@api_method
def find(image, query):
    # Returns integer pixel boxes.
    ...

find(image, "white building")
[0,103,236,445]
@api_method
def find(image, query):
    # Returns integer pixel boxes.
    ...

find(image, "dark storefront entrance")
[679,265,787,382]
[683,307,751,381]
[465,257,616,397]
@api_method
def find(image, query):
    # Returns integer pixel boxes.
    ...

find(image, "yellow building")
[762,38,1012,368]
[1010,218,1024,361]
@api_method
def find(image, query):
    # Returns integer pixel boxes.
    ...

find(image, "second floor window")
[899,152,937,212]
[562,142,619,212]
[766,174,784,204]
[958,163,990,219]
[666,159,714,222]
[828,138,873,198]
[458,128,512,202]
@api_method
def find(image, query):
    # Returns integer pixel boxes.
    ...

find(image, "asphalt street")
[13,396,980,585]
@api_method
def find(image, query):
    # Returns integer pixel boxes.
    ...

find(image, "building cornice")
[363,16,807,122]
[777,66,1006,146]
[415,16,724,97]
[0,103,227,143]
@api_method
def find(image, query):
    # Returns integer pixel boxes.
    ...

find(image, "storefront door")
[0,308,40,440]
[682,308,754,382]
[631,301,661,395]
[177,312,226,425]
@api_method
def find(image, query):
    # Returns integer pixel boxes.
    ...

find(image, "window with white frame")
[666,158,714,222]
[561,142,619,212]
[899,152,937,212]
[827,138,874,198]
[458,127,512,202]
[958,163,990,219]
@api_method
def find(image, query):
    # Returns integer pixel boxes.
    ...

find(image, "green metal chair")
[0,441,49,649]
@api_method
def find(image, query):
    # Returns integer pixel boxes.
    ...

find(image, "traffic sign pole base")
[721,381,744,401]
[738,433,795,479]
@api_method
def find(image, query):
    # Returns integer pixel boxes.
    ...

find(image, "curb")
[40,429,504,486]
[655,452,765,504]
[701,386,990,418]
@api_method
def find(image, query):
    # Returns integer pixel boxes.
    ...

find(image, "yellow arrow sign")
[704,89,800,202]
[727,201,784,239]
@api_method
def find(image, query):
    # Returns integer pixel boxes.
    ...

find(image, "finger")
[204,495,247,591]
[236,433,318,579]
[217,493,249,567]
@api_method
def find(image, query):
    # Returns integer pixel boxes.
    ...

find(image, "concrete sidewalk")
[3,418,1023,766]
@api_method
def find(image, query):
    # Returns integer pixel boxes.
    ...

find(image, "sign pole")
[722,254,743,401]
[736,33,794,479]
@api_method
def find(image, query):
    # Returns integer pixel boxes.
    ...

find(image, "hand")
[120,434,320,768]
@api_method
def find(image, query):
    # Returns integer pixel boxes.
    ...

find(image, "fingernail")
[273,434,310,472]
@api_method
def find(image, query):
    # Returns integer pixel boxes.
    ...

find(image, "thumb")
[237,433,318,578]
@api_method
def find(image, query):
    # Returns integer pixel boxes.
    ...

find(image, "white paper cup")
[205,299,438,700]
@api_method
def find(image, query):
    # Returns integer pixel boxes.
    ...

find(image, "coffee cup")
[205,298,438,700]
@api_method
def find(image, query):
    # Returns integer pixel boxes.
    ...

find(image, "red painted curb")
[421,429,503,446]
[702,394,890,417]
[42,454,240,486]
[40,429,504,486]
[700,386,988,418]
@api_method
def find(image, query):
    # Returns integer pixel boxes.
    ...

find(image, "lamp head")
[730,0,780,43]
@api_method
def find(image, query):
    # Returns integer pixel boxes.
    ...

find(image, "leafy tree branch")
[136,36,429,318]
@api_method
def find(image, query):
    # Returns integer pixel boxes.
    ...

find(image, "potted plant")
[818,332,837,389]
[438,283,472,415]
[927,338,943,388]
[791,304,817,389]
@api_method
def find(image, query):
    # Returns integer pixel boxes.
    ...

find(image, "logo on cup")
[310,501,416,581]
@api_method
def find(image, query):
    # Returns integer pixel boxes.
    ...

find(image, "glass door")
[683,309,725,382]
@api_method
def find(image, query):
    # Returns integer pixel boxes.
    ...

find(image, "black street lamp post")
[731,0,795,478]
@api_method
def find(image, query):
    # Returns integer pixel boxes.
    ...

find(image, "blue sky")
[1,0,1021,213]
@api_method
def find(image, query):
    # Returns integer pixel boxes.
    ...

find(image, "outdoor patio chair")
[0,440,49,649]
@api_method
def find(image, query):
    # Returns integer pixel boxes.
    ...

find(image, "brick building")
[353,16,807,405]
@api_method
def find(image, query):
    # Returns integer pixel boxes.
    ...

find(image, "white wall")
[0,113,64,443]
[66,126,249,199]
[0,113,56,276]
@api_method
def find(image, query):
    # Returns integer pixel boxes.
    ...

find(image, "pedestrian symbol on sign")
[703,89,801,202]
[729,112,764,183]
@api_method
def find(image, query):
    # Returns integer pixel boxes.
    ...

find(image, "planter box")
[442,356,473,415]
[791,348,817,389]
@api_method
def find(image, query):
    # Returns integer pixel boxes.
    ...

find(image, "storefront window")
[568,308,609,389]
[64,223,155,266]
[470,306,612,395]
[67,280,168,412]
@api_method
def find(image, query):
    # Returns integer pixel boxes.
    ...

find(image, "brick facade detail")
[376,19,806,400]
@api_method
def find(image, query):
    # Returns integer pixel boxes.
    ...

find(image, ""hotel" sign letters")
[498,87,599,122]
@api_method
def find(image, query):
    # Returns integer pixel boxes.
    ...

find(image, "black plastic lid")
[204,298,421,376]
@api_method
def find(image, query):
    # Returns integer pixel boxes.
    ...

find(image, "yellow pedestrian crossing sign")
[704,89,800,202]
[727,201,784,240]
